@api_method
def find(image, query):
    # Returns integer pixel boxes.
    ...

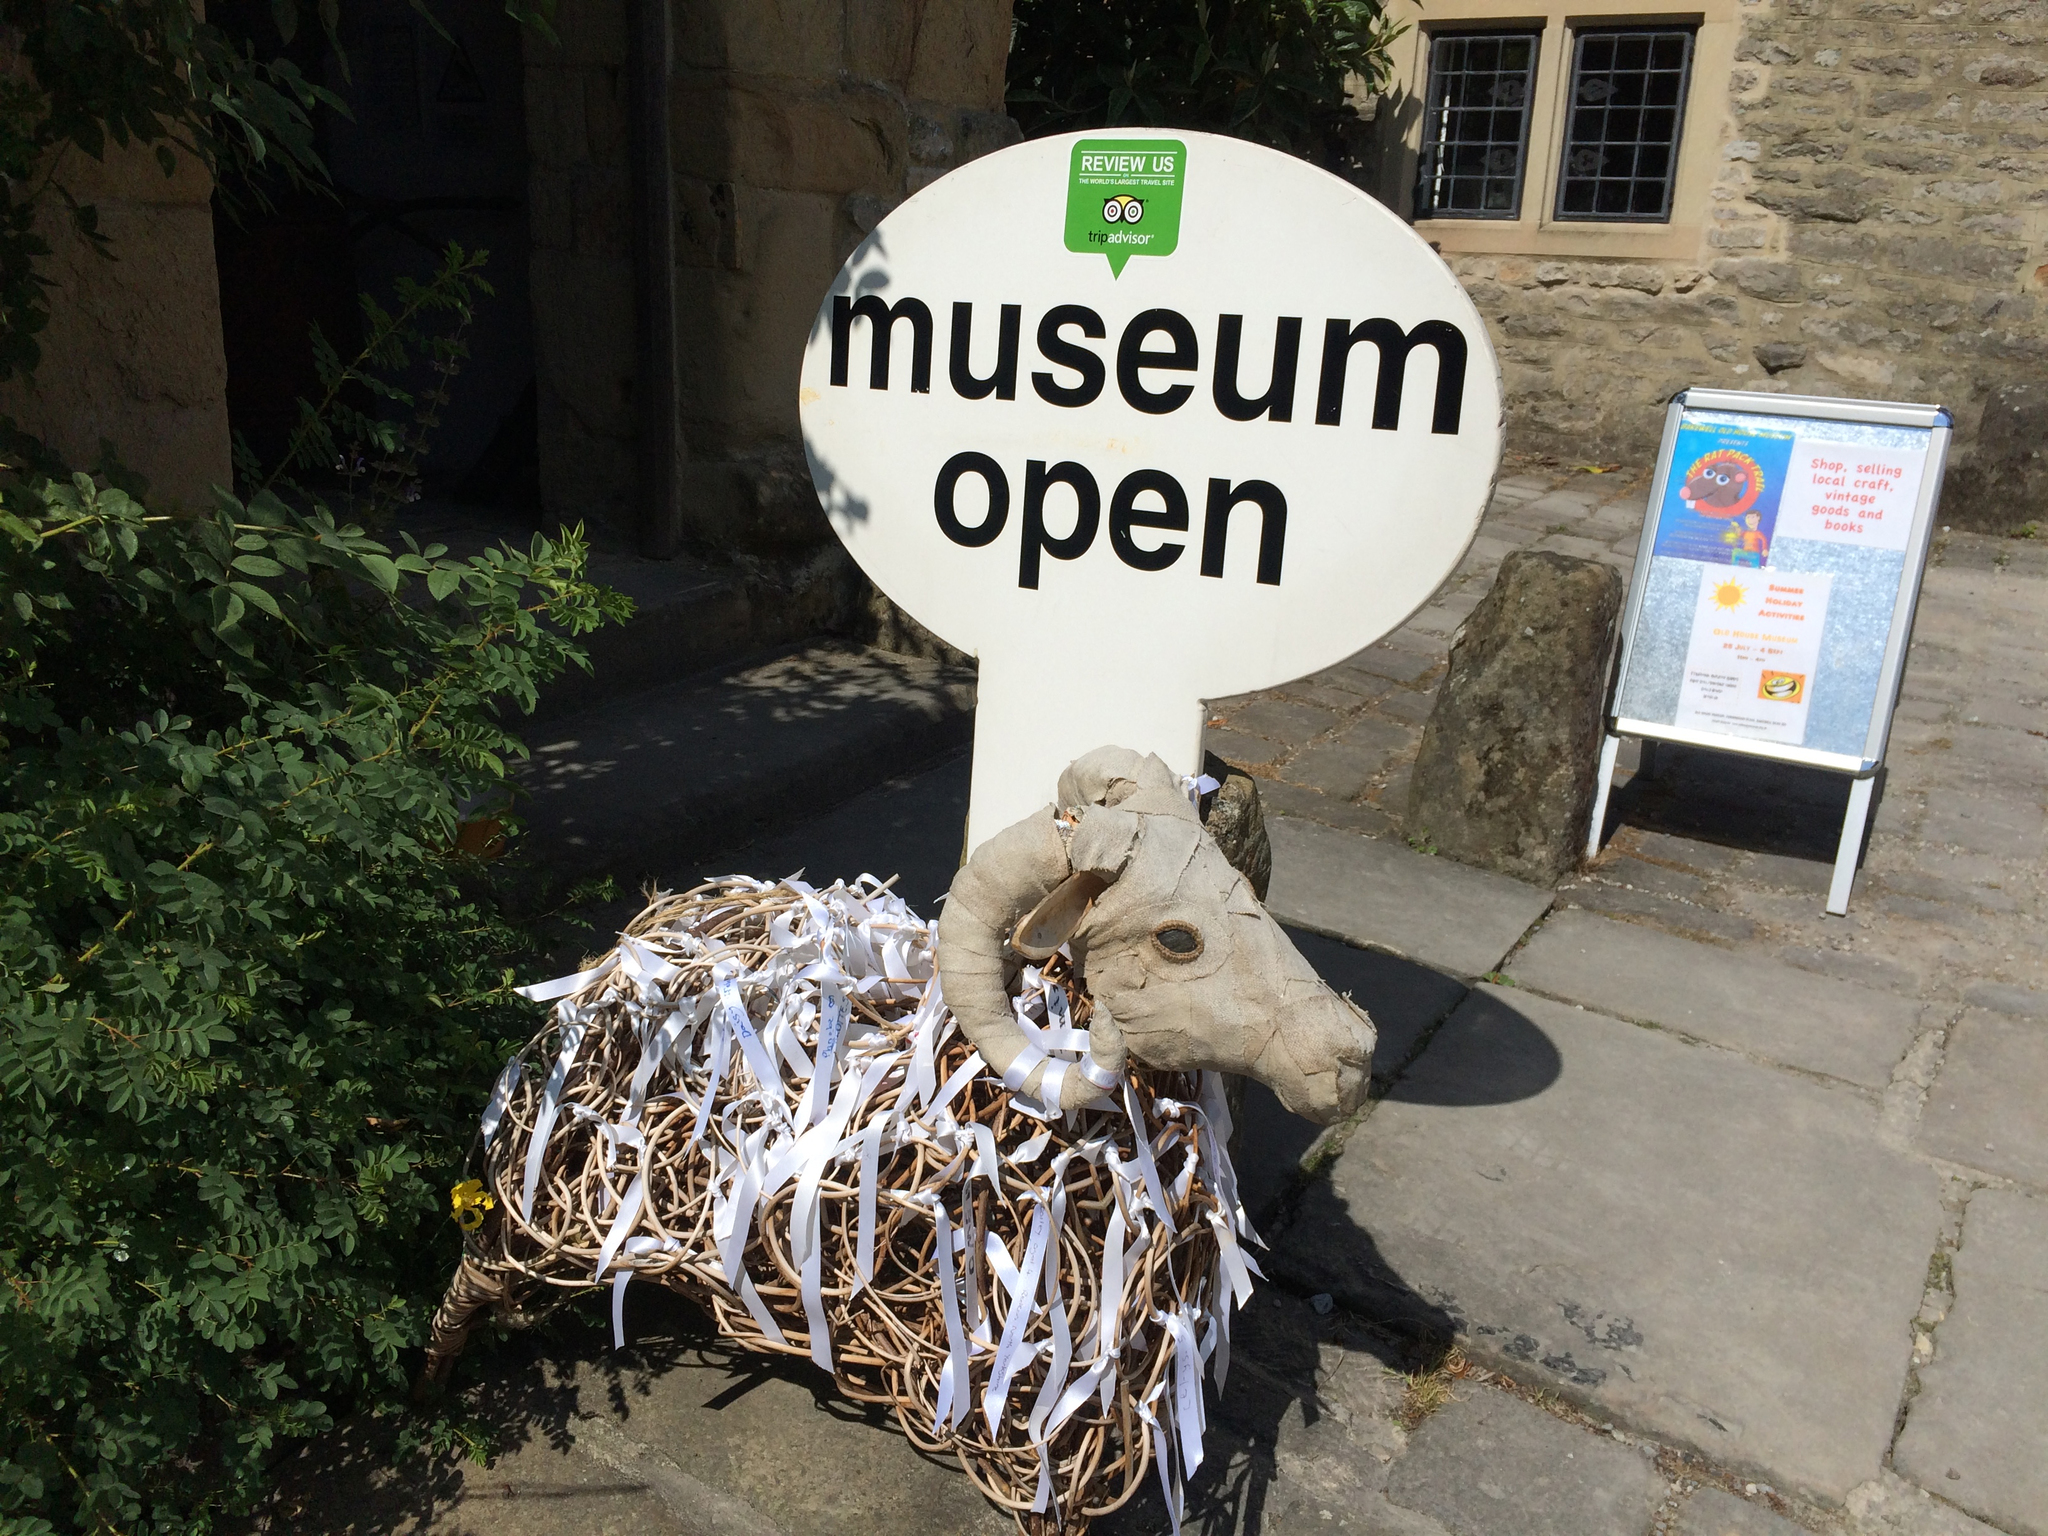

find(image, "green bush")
[1008,0,1403,153]
[0,285,627,1532]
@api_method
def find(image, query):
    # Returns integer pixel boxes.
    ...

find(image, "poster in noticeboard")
[1612,397,1946,770]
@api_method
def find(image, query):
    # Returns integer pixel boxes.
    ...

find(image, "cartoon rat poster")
[1652,418,1797,566]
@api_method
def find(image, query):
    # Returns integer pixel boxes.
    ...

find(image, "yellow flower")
[450,1178,496,1232]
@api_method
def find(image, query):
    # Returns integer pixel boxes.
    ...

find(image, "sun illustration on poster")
[1711,579,1749,611]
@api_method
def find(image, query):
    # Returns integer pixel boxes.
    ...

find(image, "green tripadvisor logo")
[1065,138,1186,277]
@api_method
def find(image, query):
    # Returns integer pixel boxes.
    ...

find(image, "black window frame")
[1552,25,1697,224]
[1413,28,1544,222]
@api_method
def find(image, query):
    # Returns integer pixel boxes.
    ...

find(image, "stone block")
[1962,980,2048,1019]
[1385,1389,1667,1536]
[541,0,628,67]
[1266,817,1553,978]
[671,78,905,195]
[1917,784,2048,860]
[1674,1486,1805,1536]
[674,0,844,78]
[1273,985,1944,1501]
[1200,752,1273,902]
[571,166,632,258]
[906,4,1013,106]
[582,60,631,162]
[956,110,1022,163]
[1893,1190,2048,1535]
[1508,909,1925,1087]
[0,194,229,510]
[1345,644,1441,685]
[1202,726,1285,772]
[1225,696,1347,746]
[1374,689,1439,726]
[522,66,589,169]
[1710,258,1805,302]
[1965,55,2048,87]
[530,248,638,439]
[1755,342,1809,373]
[528,165,575,250]
[1284,716,1416,800]
[1407,552,1622,886]
[674,188,840,441]
[1254,776,1399,838]
[1941,379,2048,533]
[1562,886,1763,946]
[1917,1009,2048,1184]
[1879,236,2025,282]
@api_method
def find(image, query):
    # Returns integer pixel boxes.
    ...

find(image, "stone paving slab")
[1506,908,1925,1089]
[1916,1010,2048,1188]
[519,643,974,890]
[1385,1389,1668,1536]
[1098,1289,1451,1536]
[255,1293,1009,1536]
[1673,1485,1805,1536]
[1265,817,1554,979]
[1893,1190,2048,1536]
[1270,984,1943,1501]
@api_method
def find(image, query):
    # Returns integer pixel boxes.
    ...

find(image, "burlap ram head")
[937,746,1376,1122]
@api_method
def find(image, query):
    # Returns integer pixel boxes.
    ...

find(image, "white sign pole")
[800,130,1503,850]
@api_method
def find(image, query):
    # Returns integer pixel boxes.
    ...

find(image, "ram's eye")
[1151,922,1204,960]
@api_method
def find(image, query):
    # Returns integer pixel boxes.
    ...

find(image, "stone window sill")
[1414,219,1704,260]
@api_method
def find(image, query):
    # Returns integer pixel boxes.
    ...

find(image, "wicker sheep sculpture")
[424,746,1376,1533]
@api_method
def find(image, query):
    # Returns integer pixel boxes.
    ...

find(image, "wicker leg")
[414,1257,509,1396]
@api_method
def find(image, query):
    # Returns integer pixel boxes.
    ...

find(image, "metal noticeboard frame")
[1585,386,1954,915]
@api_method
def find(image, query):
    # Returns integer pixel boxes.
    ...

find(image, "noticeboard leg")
[1827,776,1876,916]
[1638,738,1660,782]
[1585,733,1623,861]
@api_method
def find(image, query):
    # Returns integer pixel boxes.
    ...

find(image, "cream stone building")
[4,0,2039,539]
[1352,0,2046,527]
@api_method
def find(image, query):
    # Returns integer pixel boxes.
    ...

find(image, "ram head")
[937,746,1376,1123]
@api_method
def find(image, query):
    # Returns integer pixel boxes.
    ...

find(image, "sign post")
[799,130,1503,850]
[1586,388,1953,915]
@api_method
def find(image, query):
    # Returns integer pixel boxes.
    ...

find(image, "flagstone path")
[246,465,2046,1536]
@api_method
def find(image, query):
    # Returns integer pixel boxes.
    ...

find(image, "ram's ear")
[1011,870,1107,960]
[1065,804,1143,882]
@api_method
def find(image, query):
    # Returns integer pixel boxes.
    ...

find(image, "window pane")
[1416,30,1542,220]
[1554,26,1695,224]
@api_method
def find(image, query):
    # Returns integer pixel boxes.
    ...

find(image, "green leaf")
[230,580,283,618]
[210,586,247,631]
[232,554,287,577]
[426,566,462,602]
[357,553,401,592]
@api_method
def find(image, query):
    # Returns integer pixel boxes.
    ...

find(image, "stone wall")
[1384,0,2047,531]
[524,0,1017,552]
[0,142,232,510]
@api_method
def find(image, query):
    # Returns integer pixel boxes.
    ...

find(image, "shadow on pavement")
[244,1291,976,1536]
[1103,966,1569,1533]
[1601,740,1876,866]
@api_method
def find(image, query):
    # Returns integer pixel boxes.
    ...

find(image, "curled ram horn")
[937,745,1376,1122]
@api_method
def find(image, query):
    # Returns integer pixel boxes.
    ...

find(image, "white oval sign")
[799,129,1503,846]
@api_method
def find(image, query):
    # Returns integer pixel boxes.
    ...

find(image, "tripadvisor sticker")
[1065,138,1185,277]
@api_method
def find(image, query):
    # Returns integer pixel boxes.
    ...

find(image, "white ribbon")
[1123,1078,1178,1237]
[928,1194,971,1433]
[519,1013,588,1221]
[513,954,617,1002]
[479,1052,524,1148]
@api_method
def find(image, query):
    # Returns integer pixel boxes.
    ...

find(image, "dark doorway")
[212,0,535,509]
